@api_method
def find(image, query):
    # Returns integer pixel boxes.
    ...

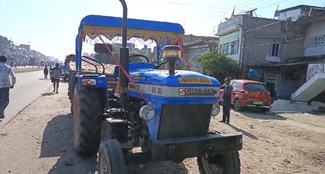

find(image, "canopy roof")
[78,15,185,43]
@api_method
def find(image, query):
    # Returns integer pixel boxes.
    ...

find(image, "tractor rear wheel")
[98,139,127,174]
[73,85,103,156]
[197,151,240,174]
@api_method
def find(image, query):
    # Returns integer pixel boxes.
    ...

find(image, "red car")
[219,79,273,112]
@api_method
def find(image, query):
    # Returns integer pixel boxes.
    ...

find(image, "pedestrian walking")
[220,77,233,124]
[43,66,49,79]
[49,66,53,77]
[0,55,16,120]
[51,63,61,93]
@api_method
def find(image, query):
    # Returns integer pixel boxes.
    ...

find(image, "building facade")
[183,34,218,73]
[278,5,325,102]
[216,8,322,99]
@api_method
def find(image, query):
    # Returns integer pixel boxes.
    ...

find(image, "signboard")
[179,78,212,84]
[248,69,262,79]
[128,84,219,98]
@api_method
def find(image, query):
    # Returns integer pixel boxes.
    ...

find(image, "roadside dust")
[0,83,324,174]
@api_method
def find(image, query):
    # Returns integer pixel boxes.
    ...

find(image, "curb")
[13,68,43,73]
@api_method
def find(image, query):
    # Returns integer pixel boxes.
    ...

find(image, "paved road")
[0,70,52,126]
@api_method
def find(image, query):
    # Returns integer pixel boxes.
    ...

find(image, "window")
[229,40,239,55]
[230,41,236,55]
[224,43,229,55]
[271,43,279,56]
[232,82,240,90]
[244,83,266,91]
[220,44,224,54]
[220,43,229,55]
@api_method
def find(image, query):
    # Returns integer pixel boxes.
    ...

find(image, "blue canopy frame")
[75,15,185,72]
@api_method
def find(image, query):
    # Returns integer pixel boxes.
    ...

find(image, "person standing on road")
[0,55,16,120]
[51,63,61,93]
[43,66,49,79]
[220,77,233,124]
[49,66,53,77]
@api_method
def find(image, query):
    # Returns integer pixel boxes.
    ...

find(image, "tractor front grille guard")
[158,104,212,139]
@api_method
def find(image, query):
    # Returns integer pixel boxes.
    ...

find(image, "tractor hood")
[130,69,220,87]
[128,69,221,105]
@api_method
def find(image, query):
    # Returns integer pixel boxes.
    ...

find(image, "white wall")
[219,31,240,61]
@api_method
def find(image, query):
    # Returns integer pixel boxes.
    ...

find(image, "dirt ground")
[0,82,324,174]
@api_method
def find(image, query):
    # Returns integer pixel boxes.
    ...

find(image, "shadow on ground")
[127,161,189,174]
[41,92,55,96]
[39,114,97,174]
[236,109,287,120]
[227,124,258,140]
[39,78,51,80]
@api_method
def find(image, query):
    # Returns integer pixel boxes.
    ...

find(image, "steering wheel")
[128,54,150,63]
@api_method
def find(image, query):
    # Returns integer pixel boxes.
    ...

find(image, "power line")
[213,0,291,28]
[165,2,231,11]
[235,0,261,8]
[257,0,289,10]
[240,36,308,50]
[236,0,268,10]
[244,20,282,33]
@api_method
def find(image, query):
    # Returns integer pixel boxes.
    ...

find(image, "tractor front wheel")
[98,139,127,174]
[197,152,240,174]
[73,85,103,156]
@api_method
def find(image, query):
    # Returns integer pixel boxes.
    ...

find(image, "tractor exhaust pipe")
[168,62,176,76]
[119,0,129,109]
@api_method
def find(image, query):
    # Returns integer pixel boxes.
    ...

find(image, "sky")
[0,0,324,60]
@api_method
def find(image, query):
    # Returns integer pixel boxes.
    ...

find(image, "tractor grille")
[158,104,212,139]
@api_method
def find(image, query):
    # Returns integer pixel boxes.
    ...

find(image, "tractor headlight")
[139,105,155,121]
[162,47,181,59]
[211,103,221,117]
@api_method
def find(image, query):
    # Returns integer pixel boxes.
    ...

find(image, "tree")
[198,52,240,83]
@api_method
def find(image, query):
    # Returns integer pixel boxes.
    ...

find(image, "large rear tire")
[197,152,240,174]
[98,139,127,174]
[73,85,103,156]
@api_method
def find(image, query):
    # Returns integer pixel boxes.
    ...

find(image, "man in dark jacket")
[220,77,233,124]
[51,63,61,93]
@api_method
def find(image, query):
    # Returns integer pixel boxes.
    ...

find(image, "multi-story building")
[183,34,218,73]
[216,7,322,100]
[279,5,325,103]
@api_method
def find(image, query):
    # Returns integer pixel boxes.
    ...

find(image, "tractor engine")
[122,46,221,157]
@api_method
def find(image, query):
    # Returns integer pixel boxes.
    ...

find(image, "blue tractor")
[68,1,243,173]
